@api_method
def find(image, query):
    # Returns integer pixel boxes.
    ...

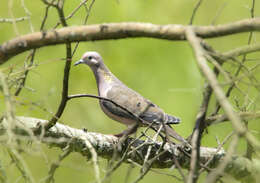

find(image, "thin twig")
[8,0,19,36]
[199,132,234,174]
[101,134,144,182]
[206,110,260,125]
[189,0,203,25]
[211,2,228,25]
[187,129,199,183]
[0,17,29,23]
[44,149,71,183]
[0,71,16,142]
[131,150,169,183]
[84,139,101,183]
[8,149,35,183]
[44,0,96,130]
[220,43,260,59]
[0,159,7,182]
[71,0,95,57]
[213,0,256,115]
[68,94,145,124]
[45,0,72,130]
[14,2,51,96]
[127,159,181,181]
[205,135,239,183]
[185,27,260,149]
[142,124,163,172]
[21,0,34,32]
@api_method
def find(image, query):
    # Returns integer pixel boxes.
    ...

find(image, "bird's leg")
[113,123,139,153]
[114,123,139,138]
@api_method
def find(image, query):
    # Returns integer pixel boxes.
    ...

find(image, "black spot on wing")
[139,111,161,124]
[140,112,181,125]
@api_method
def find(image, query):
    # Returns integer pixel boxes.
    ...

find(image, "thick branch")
[1,116,258,182]
[1,18,260,63]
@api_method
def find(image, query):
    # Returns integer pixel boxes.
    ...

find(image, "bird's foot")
[82,128,88,133]
[176,142,191,152]
[113,124,139,138]
[113,132,124,138]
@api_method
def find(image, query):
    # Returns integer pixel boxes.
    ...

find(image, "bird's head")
[74,51,103,68]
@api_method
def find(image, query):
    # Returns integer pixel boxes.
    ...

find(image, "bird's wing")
[100,99,138,122]
[104,84,169,125]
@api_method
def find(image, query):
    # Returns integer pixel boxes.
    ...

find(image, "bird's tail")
[164,125,187,144]
[154,124,188,145]
[166,114,181,124]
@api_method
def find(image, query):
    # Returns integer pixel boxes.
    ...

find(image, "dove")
[74,51,187,144]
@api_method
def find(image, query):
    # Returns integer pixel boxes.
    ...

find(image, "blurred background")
[0,0,260,182]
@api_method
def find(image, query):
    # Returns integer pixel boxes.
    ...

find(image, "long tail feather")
[154,125,188,145]
[166,114,181,124]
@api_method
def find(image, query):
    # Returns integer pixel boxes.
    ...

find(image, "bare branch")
[14,51,36,96]
[199,132,235,174]
[187,129,199,183]
[222,43,260,59]
[206,111,260,125]
[185,27,260,149]
[8,0,19,36]
[0,17,29,23]
[205,135,239,183]
[44,149,71,183]
[46,3,72,130]
[0,72,15,123]
[14,2,51,96]
[1,18,260,63]
[8,148,35,183]
[84,138,101,183]
[44,0,96,131]
[187,43,222,183]
[0,159,7,182]
[0,71,16,143]
[189,0,203,25]
[21,0,34,32]
[211,2,227,25]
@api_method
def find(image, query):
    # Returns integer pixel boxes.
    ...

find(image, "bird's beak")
[74,59,84,66]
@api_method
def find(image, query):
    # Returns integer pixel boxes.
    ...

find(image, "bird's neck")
[91,64,117,96]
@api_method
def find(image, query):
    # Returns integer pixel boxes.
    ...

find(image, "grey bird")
[74,51,187,144]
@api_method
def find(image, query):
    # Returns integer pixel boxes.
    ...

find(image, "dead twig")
[189,0,203,25]
[185,27,260,149]
[0,17,29,23]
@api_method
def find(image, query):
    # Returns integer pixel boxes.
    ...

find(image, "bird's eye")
[88,56,93,60]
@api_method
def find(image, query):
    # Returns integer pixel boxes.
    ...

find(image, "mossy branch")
[1,116,259,182]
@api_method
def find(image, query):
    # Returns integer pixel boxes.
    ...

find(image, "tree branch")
[46,0,72,130]
[1,18,260,63]
[222,43,260,59]
[206,111,260,125]
[185,27,260,150]
[1,116,258,182]
[0,17,29,23]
